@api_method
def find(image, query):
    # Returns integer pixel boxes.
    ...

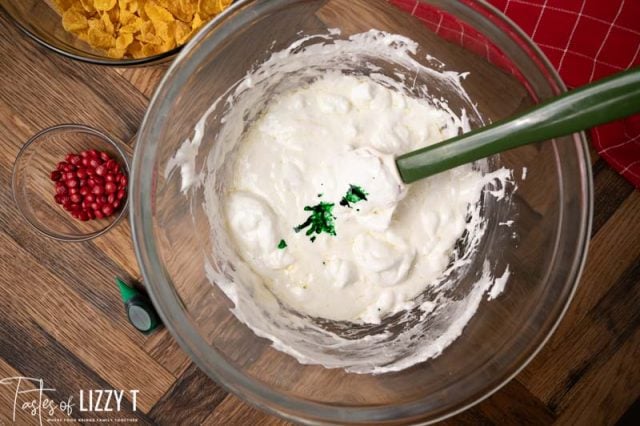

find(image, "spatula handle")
[396,67,640,183]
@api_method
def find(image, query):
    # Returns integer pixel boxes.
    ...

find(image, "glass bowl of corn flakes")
[0,0,233,65]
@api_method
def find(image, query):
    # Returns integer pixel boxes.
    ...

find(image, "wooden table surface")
[1,10,639,426]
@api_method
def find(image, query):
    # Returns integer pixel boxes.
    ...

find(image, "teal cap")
[115,277,160,334]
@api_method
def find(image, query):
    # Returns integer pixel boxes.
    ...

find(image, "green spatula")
[396,67,640,183]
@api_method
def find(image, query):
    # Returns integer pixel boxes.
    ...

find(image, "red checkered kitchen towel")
[393,0,640,188]
[493,0,640,188]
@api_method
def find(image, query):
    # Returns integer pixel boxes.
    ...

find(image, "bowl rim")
[0,5,180,66]
[131,0,593,423]
[12,123,131,242]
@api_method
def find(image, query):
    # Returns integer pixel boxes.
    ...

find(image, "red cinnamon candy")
[50,149,127,221]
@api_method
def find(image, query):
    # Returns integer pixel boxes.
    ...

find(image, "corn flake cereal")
[88,26,115,48]
[94,0,117,11]
[174,20,191,45]
[79,0,96,13]
[101,12,115,34]
[144,1,174,23]
[51,0,231,59]
[115,32,134,49]
[53,0,75,11]
[198,0,231,18]
[62,10,89,32]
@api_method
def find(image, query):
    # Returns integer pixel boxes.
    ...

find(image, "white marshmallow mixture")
[169,30,514,373]
[227,74,485,324]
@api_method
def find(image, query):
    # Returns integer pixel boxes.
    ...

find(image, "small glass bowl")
[12,124,131,242]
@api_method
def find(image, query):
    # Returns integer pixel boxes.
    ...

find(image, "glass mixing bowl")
[131,0,592,423]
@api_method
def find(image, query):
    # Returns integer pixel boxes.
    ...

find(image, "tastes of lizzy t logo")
[0,376,139,424]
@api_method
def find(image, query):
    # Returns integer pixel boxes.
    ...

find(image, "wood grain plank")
[142,329,192,378]
[552,262,640,425]
[474,379,556,425]
[0,43,189,402]
[0,14,146,145]
[441,408,494,426]
[148,363,227,425]
[616,398,640,426]
[519,214,640,411]
[0,8,149,339]
[202,394,292,426]
[548,190,640,343]
[85,180,192,377]
[0,162,140,342]
[0,233,176,413]
[115,65,169,99]
[518,189,640,397]
[89,218,142,281]
[0,358,68,425]
[591,158,635,237]
[0,300,152,424]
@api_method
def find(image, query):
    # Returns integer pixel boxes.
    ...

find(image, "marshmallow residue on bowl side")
[167,29,515,374]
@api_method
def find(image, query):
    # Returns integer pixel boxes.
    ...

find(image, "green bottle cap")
[115,277,160,334]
